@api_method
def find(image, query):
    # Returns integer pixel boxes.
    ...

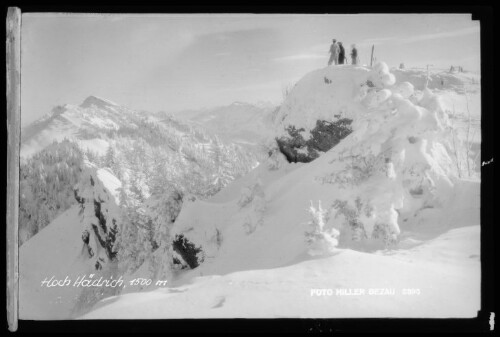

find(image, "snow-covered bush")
[368,61,396,88]
[331,197,399,248]
[304,201,339,256]
[319,152,382,187]
[371,222,399,247]
[392,81,415,99]
[332,198,369,242]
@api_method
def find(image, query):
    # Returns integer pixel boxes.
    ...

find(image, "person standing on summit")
[351,44,358,65]
[328,39,339,66]
[338,42,346,64]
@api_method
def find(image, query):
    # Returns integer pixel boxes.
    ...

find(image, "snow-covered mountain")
[21,96,132,158]
[170,101,278,152]
[20,64,481,319]
[19,95,260,241]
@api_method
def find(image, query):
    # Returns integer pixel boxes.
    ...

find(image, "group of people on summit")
[328,39,358,66]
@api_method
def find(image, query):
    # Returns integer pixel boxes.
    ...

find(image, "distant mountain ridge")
[22,97,278,159]
[21,96,137,158]
[170,100,278,149]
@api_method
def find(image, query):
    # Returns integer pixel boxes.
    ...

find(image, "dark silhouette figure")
[351,44,358,65]
[338,42,346,64]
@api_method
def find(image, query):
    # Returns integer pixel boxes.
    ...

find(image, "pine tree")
[105,145,116,169]
[305,200,339,256]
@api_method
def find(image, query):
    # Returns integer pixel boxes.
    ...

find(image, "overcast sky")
[21,13,480,126]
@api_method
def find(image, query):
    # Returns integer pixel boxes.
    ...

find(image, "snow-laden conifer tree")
[305,201,339,256]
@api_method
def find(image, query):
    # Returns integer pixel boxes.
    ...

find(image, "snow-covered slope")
[273,64,480,166]
[391,67,480,94]
[83,225,479,318]
[19,163,125,320]
[82,64,481,318]
[20,205,93,319]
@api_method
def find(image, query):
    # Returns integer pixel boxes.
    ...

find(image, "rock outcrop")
[276,118,353,163]
[274,63,397,163]
[74,167,120,270]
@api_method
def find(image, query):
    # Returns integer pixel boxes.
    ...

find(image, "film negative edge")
[6,6,21,333]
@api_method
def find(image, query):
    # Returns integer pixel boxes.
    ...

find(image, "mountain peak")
[80,95,119,109]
